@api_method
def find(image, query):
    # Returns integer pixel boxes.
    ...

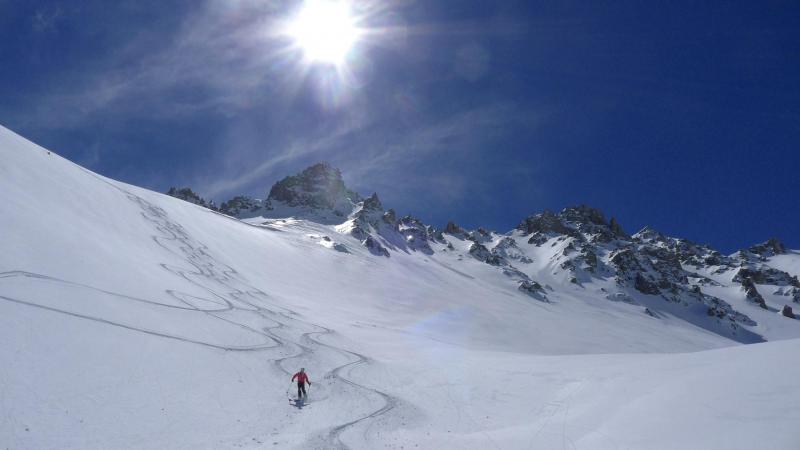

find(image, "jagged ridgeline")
[166,187,217,210]
[168,163,799,342]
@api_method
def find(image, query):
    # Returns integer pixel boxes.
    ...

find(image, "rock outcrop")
[167,187,216,210]
[265,162,360,217]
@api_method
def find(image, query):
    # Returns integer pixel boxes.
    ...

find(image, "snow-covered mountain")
[204,161,800,346]
[3,125,799,449]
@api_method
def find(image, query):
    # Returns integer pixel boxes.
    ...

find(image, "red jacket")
[292,372,310,384]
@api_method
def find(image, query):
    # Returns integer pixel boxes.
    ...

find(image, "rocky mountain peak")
[517,205,627,243]
[748,238,786,257]
[445,221,467,236]
[362,192,383,211]
[516,210,574,237]
[559,205,608,227]
[160,163,797,341]
[633,226,665,243]
[266,162,360,212]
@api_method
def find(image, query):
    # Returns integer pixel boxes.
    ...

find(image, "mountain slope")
[2,125,799,449]
[228,163,800,347]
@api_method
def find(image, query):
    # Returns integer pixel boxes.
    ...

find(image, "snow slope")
[1,125,799,449]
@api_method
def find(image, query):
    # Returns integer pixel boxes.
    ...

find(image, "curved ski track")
[0,173,402,449]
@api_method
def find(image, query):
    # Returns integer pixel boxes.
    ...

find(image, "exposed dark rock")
[517,210,579,239]
[690,275,722,287]
[527,232,550,246]
[383,208,397,224]
[426,225,445,243]
[733,267,799,287]
[493,237,533,264]
[362,192,383,211]
[266,162,359,211]
[397,216,434,254]
[560,205,607,227]
[740,278,768,309]
[633,226,664,242]
[469,243,503,266]
[445,221,466,235]
[363,236,389,257]
[219,195,261,216]
[518,280,543,294]
[467,228,493,244]
[705,294,756,326]
[581,249,598,273]
[609,217,627,238]
[609,248,642,274]
[749,238,786,257]
[635,273,661,295]
[781,305,796,319]
[633,226,729,268]
[167,187,216,210]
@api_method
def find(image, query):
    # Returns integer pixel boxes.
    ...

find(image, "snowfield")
[1,125,799,449]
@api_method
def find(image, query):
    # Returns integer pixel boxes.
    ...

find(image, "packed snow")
[1,125,799,449]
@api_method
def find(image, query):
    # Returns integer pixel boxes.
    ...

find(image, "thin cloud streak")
[15,0,422,130]
[342,102,540,184]
[197,100,541,209]
[16,1,299,129]
[12,0,541,217]
[200,115,373,198]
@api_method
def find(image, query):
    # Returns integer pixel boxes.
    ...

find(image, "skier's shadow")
[292,398,306,409]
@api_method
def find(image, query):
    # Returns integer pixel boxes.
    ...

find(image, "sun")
[287,0,361,65]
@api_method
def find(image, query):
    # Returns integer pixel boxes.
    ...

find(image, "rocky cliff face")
[264,162,360,217]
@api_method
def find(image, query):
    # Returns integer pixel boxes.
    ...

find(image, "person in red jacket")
[291,368,311,399]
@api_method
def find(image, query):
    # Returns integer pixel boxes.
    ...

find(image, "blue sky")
[1,0,798,252]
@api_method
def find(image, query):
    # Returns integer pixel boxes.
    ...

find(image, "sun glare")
[288,0,361,65]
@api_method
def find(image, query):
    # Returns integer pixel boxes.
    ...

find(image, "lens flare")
[288,0,361,65]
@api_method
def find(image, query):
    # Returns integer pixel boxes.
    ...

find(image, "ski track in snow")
[0,173,402,449]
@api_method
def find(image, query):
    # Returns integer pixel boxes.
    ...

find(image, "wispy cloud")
[16,0,521,129]
[12,0,540,216]
[17,1,298,128]
[31,6,64,33]
[195,99,540,202]
[200,114,372,198]
[195,100,541,223]
[340,102,540,181]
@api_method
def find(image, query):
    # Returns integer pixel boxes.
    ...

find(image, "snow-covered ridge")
[173,162,800,345]
[3,125,799,449]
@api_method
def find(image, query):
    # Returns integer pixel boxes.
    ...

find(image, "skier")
[291,368,311,400]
